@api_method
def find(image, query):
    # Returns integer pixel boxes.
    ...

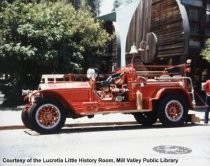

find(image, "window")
[181,0,203,7]
[207,4,210,10]
[190,22,200,35]
[206,10,210,36]
[207,0,210,10]
[189,39,201,47]
[207,11,210,23]
[206,27,210,36]
[189,8,199,21]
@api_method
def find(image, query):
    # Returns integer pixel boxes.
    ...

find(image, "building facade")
[100,0,210,91]
[181,0,210,85]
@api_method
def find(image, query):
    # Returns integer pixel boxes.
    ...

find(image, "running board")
[80,109,152,116]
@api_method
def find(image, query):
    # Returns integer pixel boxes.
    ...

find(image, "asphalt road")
[0,119,210,166]
[0,90,210,166]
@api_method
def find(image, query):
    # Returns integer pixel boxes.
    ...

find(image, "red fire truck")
[22,59,196,134]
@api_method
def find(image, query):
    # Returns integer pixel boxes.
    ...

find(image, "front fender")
[38,90,74,112]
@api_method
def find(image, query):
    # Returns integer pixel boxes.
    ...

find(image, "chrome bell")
[129,43,139,55]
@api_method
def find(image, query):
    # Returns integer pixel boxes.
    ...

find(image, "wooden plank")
[126,0,188,63]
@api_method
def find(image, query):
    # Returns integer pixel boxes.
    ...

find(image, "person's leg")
[204,96,210,124]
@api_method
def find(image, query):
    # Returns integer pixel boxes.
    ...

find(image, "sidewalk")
[0,106,208,131]
[0,91,25,129]
[0,107,24,130]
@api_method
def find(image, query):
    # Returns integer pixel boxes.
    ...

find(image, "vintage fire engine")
[21,58,196,134]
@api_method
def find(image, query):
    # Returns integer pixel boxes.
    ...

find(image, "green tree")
[0,0,110,104]
[201,38,210,63]
[0,0,110,73]
[112,0,136,11]
[80,0,101,16]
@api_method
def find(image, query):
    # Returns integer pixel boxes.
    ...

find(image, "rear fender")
[150,88,193,110]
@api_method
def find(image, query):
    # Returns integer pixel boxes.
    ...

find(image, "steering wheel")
[101,73,122,87]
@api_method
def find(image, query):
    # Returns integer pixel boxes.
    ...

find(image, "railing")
[134,64,181,78]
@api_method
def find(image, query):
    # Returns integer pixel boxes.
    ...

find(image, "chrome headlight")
[29,91,40,103]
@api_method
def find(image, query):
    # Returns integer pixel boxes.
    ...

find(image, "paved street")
[0,111,210,166]
[1,91,210,166]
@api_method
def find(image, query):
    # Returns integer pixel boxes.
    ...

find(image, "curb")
[0,120,208,131]
[0,125,26,130]
[0,122,138,131]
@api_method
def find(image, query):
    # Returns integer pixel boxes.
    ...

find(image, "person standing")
[203,80,210,124]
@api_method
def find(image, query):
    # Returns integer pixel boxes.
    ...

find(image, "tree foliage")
[112,0,136,11]
[201,38,210,63]
[80,0,101,16]
[0,0,110,79]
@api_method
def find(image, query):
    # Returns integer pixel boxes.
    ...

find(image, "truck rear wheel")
[134,112,157,126]
[29,100,66,134]
[157,94,188,126]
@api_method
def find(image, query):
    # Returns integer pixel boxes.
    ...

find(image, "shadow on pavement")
[24,122,202,136]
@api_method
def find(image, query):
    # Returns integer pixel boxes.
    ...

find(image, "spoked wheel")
[157,94,188,126]
[134,111,157,126]
[29,100,66,134]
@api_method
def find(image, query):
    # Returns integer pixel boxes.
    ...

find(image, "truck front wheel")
[157,95,188,126]
[29,100,66,134]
